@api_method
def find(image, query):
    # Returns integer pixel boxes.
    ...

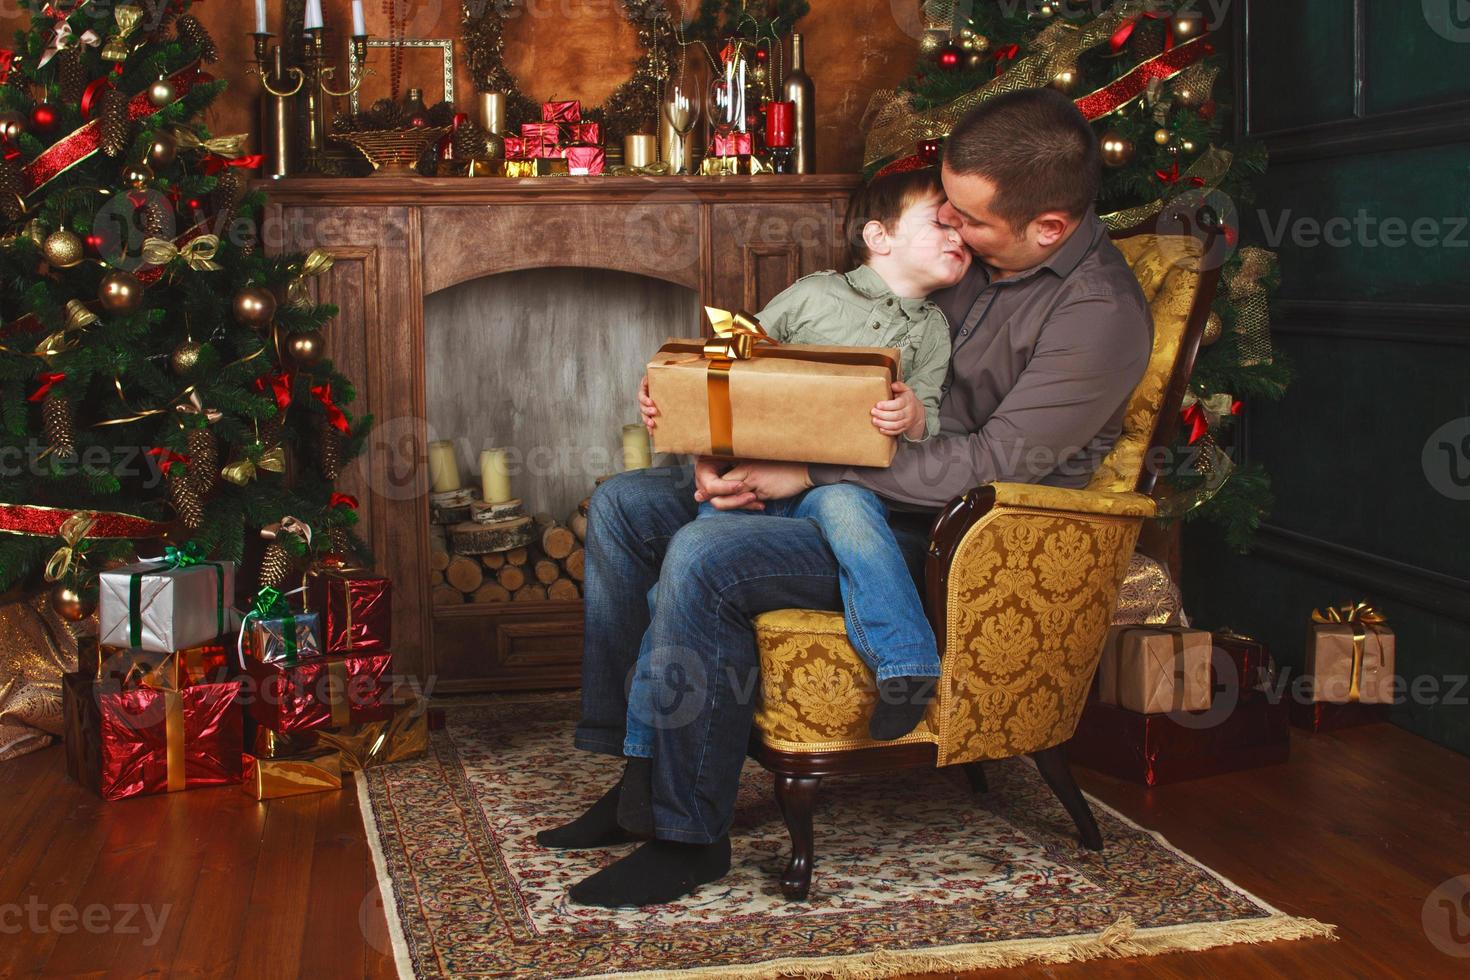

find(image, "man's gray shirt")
[808,212,1153,510]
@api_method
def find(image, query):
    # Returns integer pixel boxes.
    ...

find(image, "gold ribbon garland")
[43,511,96,582]
[1226,247,1276,366]
[1100,147,1234,230]
[1312,602,1388,703]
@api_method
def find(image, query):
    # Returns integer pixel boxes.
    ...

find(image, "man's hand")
[696,459,812,511]
[638,373,659,436]
[873,381,924,439]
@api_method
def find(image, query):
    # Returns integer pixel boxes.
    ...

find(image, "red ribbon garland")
[1181,399,1242,445]
[0,503,170,539]
[1155,160,1206,187]
[147,447,190,475]
[993,44,1020,77]
[254,372,292,414]
[200,153,265,175]
[80,77,112,120]
[28,372,66,402]
[329,492,358,511]
[1073,35,1212,121]
[311,382,350,434]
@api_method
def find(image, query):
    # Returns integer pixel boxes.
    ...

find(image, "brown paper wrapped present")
[1097,625,1211,715]
[1306,603,1394,704]
[647,308,899,468]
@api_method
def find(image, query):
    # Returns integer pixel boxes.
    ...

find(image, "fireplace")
[261,174,860,692]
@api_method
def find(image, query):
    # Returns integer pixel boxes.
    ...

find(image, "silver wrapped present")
[98,555,236,654]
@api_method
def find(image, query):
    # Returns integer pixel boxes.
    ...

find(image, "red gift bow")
[993,44,1020,77]
[311,382,349,434]
[1111,11,1175,53]
[329,492,358,510]
[28,372,66,402]
[147,447,190,475]
[1181,398,1242,445]
[201,153,265,175]
[1155,160,1206,187]
[254,372,292,414]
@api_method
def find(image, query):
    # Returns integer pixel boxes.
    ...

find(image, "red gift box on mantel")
[63,672,243,801]
[502,134,529,160]
[242,651,395,734]
[541,99,581,123]
[520,122,561,158]
[1067,689,1290,787]
[566,145,605,175]
[712,131,754,157]
[304,564,391,655]
[566,121,601,145]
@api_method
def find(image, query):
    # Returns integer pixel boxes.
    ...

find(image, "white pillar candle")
[480,449,512,503]
[427,440,461,493]
[255,0,268,33]
[622,424,652,471]
[351,0,366,36]
[304,0,324,30]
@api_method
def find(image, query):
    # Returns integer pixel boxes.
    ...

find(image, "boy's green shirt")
[755,264,951,442]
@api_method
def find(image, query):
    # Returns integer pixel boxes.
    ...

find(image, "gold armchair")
[748,216,1223,900]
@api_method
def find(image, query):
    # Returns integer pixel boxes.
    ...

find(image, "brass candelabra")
[250,29,371,175]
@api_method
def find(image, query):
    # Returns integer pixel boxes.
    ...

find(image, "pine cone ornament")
[259,415,284,450]
[215,167,246,207]
[328,525,352,558]
[169,472,204,530]
[258,541,292,590]
[56,48,86,105]
[187,427,218,493]
[42,393,76,460]
[0,160,23,221]
[99,89,131,157]
[319,419,343,480]
[176,14,218,62]
[452,121,489,161]
[140,196,171,237]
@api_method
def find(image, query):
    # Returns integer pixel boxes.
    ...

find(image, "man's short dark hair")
[943,87,1101,233]
[844,167,944,265]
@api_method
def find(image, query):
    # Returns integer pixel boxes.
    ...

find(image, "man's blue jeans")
[572,464,934,844]
[622,484,941,758]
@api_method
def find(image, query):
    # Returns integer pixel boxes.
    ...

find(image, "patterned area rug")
[358,694,1332,979]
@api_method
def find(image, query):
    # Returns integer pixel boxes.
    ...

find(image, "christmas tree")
[866,0,1289,550]
[0,0,369,610]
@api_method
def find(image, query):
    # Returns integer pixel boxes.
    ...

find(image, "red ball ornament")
[938,45,962,71]
[186,198,202,210]
[30,103,58,135]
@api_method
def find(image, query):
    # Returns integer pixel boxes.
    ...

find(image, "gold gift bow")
[141,235,222,271]
[1312,602,1388,702]
[701,306,780,456]
[31,301,98,361]
[221,445,286,486]
[171,130,249,158]
[100,4,144,63]
[287,249,334,308]
[44,511,96,582]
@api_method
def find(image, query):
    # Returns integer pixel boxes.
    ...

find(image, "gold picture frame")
[348,38,455,115]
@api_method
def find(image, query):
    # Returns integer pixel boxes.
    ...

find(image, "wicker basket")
[330,127,450,176]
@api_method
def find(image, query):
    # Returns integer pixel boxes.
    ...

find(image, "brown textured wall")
[1,1,914,173]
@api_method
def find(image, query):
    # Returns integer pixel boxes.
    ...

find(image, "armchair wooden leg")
[1031,746,1103,851]
[773,774,821,900]
[963,761,988,794]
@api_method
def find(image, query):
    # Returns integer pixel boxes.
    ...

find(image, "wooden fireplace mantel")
[260,174,863,692]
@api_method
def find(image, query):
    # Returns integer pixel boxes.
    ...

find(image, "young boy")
[608,170,971,837]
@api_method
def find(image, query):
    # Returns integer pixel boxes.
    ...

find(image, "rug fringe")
[585,913,1336,980]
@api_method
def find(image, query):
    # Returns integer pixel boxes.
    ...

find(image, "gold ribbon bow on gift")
[142,235,222,271]
[1312,602,1388,702]
[701,306,779,456]
[44,511,95,583]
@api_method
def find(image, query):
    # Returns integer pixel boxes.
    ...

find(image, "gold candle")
[622,424,652,471]
[427,440,461,493]
[659,115,696,175]
[478,91,507,135]
[479,448,512,503]
[624,133,657,169]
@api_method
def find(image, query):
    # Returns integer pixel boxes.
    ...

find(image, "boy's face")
[882,193,971,290]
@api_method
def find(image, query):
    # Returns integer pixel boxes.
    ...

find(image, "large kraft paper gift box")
[1096,625,1212,714]
[646,307,900,468]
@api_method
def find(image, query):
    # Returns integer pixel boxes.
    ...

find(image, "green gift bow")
[129,541,226,648]
[247,585,300,663]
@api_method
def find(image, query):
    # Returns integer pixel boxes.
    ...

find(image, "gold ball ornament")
[122,163,154,188]
[0,110,23,141]
[147,77,177,107]
[957,28,974,40]
[1171,11,1208,43]
[970,34,990,55]
[285,329,325,368]
[98,270,144,314]
[1100,132,1135,168]
[146,132,177,168]
[233,284,277,328]
[50,582,96,622]
[1154,127,1172,146]
[918,31,945,55]
[171,339,204,374]
[1181,139,1197,153]
[42,229,84,268]
[1202,312,1224,346]
[1050,66,1078,92]
[752,64,767,84]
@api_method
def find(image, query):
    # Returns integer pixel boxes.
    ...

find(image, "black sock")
[868,674,938,741]
[616,755,655,837]
[536,765,643,849]
[567,836,731,908]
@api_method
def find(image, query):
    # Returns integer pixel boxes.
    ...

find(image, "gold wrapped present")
[1097,625,1212,714]
[647,307,900,467]
[250,695,429,771]
[1307,603,1394,704]
[241,750,343,800]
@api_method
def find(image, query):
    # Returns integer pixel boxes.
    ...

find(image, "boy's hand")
[639,373,659,436]
[873,382,924,439]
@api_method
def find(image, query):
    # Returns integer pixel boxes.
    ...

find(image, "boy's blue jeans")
[621,484,941,757]
[571,465,938,844]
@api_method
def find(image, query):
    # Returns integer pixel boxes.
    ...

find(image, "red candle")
[765,100,795,148]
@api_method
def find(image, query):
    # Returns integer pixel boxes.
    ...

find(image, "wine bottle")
[782,33,816,174]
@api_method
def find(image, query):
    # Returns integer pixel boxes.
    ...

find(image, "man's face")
[937,165,1050,276]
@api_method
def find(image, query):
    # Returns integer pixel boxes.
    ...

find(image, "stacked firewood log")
[429,491,592,604]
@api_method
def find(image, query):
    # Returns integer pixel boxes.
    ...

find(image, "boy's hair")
[844,167,945,266]
[942,87,1100,233]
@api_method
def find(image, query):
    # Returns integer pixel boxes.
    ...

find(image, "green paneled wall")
[1184,0,1470,755]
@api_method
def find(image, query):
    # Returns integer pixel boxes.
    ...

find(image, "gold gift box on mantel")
[647,307,900,468]
[1097,625,1213,715]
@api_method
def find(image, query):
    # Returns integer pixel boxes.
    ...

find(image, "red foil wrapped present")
[305,567,391,655]
[1211,632,1276,695]
[566,145,605,175]
[63,672,243,801]
[541,99,581,123]
[520,122,560,157]
[566,122,601,145]
[711,131,754,157]
[242,652,395,734]
[1067,690,1289,786]
[502,135,529,160]
[1289,698,1391,732]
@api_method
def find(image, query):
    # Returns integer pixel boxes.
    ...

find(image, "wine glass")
[661,69,701,175]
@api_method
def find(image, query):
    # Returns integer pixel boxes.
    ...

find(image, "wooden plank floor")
[3,719,1467,978]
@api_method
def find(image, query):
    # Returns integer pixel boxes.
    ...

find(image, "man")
[540,87,1152,908]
